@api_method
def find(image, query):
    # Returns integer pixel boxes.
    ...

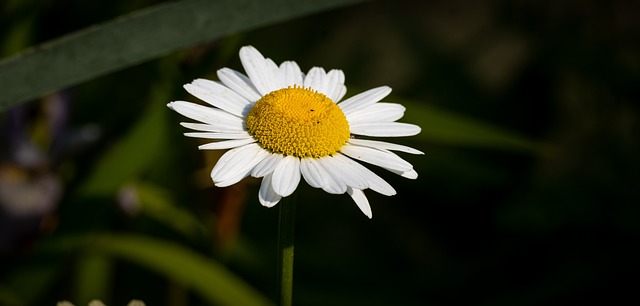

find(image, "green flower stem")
[277,195,296,306]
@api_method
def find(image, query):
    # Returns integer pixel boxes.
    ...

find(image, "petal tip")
[240,45,256,52]
[239,45,261,58]
[259,197,280,208]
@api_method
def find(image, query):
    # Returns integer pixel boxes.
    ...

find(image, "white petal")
[210,143,264,183]
[317,157,347,194]
[217,68,262,102]
[214,146,268,187]
[324,69,346,102]
[401,169,418,179]
[341,144,413,173]
[184,131,252,140]
[331,154,369,190]
[365,174,396,196]
[337,153,396,196]
[304,67,347,102]
[338,86,392,115]
[389,168,419,179]
[332,84,347,103]
[198,138,256,150]
[350,122,421,137]
[215,168,253,187]
[303,67,327,92]
[184,79,252,117]
[251,153,284,178]
[346,103,405,124]
[348,138,424,155]
[302,68,346,102]
[169,101,244,127]
[347,188,372,219]
[329,69,345,84]
[259,173,282,207]
[271,156,301,197]
[265,58,279,70]
[239,46,282,95]
[279,61,304,87]
[300,158,328,188]
[179,122,244,133]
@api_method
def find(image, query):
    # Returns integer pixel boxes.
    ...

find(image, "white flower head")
[168,46,422,218]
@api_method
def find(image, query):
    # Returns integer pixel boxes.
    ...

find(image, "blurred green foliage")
[1,0,638,305]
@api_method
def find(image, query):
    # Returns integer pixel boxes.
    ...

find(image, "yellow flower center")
[246,85,350,158]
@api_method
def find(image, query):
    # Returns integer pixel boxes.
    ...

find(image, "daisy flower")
[168,46,422,218]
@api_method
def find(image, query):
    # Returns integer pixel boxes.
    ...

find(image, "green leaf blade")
[401,99,553,154]
[90,234,275,306]
[0,0,368,111]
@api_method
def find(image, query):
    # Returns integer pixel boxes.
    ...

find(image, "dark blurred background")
[1,0,639,305]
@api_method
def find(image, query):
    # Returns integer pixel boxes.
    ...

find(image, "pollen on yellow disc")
[246,85,350,158]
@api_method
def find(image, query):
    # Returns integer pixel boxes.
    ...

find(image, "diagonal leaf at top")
[0,0,368,112]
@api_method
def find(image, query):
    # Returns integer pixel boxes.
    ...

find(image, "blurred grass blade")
[89,234,274,306]
[134,182,208,239]
[0,0,368,111]
[1,234,272,306]
[76,91,168,197]
[401,99,552,153]
[72,253,113,305]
